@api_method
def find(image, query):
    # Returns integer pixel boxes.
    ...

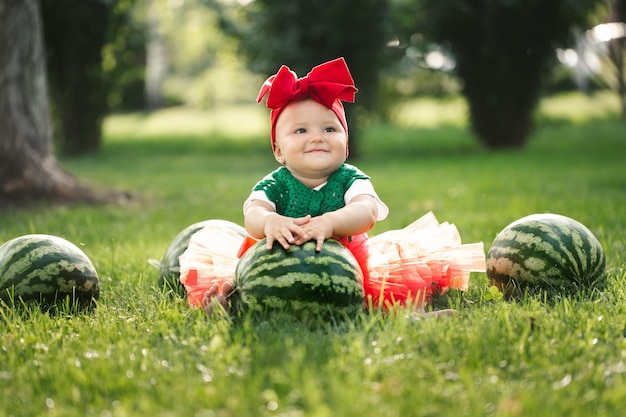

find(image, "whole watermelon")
[0,234,100,309]
[486,214,606,299]
[159,219,246,296]
[231,239,365,320]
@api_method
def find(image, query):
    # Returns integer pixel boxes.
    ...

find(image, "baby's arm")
[298,194,379,251]
[244,200,311,250]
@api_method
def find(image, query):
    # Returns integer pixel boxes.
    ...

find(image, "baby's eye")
[295,128,306,134]
[324,127,336,133]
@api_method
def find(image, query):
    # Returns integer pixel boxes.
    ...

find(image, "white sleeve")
[243,190,275,214]
[345,179,389,220]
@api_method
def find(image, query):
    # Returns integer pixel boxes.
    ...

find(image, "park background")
[1,1,626,416]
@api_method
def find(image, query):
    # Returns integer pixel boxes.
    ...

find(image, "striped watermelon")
[159,219,246,296]
[231,239,365,319]
[486,214,606,299]
[0,234,99,308]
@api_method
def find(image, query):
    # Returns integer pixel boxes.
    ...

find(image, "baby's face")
[273,99,347,186]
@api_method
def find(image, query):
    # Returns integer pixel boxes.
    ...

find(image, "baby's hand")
[297,216,334,251]
[264,214,311,250]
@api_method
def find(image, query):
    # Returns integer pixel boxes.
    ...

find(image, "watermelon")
[0,234,100,308]
[159,219,246,296]
[486,214,606,299]
[231,239,365,319]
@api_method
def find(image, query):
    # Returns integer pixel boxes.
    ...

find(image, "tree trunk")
[40,0,113,156]
[145,0,167,110]
[0,0,101,205]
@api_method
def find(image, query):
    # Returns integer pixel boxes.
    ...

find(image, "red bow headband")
[257,57,358,152]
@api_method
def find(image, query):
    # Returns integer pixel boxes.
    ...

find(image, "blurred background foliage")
[39,0,624,153]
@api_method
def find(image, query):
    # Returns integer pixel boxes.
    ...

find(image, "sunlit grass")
[538,90,622,123]
[102,90,622,143]
[392,95,468,128]
[390,89,622,128]
[103,104,268,140]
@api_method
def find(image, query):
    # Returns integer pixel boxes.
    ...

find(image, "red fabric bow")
[257,57,358,110]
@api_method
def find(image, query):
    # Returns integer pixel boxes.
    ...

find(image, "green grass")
[1,92,625,416]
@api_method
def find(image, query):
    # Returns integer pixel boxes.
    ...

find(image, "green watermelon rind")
[159,219,246,296]
[0,234,100,307]
[232,239,365,317]
[486,214,606,298]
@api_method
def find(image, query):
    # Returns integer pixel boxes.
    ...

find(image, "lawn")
[1,91,625,416]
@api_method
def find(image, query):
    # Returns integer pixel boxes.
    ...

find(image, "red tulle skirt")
[179,212,486,310]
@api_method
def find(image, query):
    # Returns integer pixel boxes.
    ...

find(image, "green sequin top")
[252,164,370,217]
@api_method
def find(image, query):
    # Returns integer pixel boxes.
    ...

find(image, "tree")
[218,0,392,158]
[146,0,257,109]
[0,0,99,204]
[145,0,168,109]
[414,0,603,148]
[40,0,122,155]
